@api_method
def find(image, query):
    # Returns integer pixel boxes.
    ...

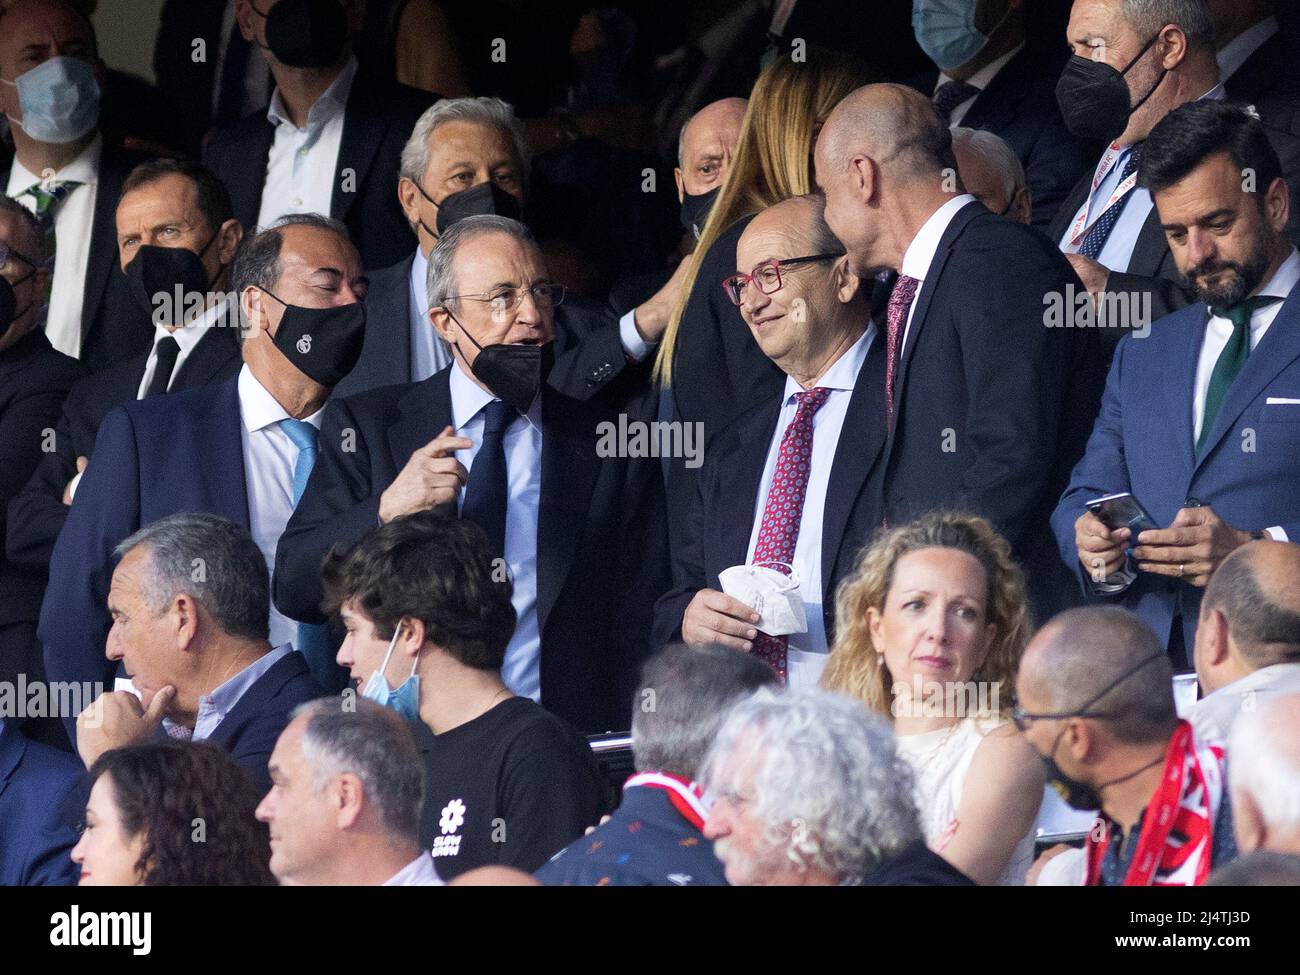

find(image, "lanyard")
[1068,142,1140,249]
[624,772,710,831]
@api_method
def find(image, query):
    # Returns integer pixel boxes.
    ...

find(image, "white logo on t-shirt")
[433,799,465,857]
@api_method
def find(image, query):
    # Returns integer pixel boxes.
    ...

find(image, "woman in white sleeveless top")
[822,512,1043,885]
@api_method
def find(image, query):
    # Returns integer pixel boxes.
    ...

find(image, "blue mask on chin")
[362,626,422,724]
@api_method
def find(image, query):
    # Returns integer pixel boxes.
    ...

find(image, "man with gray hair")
[537,642,777,885]
[951,127,1032,224]
[277,214,669,734]
[73,513,321,794]
[1227,693,1300,856]
[701,687,972,886]
[1189,541,1300,742]
[256,697,439,885]
[41,213,367,723]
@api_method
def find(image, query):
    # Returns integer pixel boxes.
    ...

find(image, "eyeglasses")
[0,242,37,274]
[442,283,566,315]
[721,253,844,305]
[1011,652,1166,732]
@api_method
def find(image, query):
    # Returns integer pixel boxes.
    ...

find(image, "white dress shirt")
[744,326,875,689]
[256,57,357,228]
[933,42,1024,127]
[449,362,543,700]
[6,134,101,359]
[237,364,324,650]
[383,852,445,886]
[1060,86,1225,272]
[409,247,453,381]
[1187,662,1300,744]
[899,193,978,353]
[1216,16,1279,84]
[136,294,235,398]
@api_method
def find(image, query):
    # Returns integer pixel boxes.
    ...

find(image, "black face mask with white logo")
[261,288,366,388]
[679,185,720,240]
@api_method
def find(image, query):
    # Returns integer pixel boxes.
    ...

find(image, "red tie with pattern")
[749,386,833,682]
[884,274,920,428]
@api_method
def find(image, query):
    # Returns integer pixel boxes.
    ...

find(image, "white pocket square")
[1265,397,1300,405]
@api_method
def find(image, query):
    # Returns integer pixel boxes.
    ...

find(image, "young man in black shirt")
[322,510,606,880]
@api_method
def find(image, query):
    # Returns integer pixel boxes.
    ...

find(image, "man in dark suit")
[275,215,669,734]
[816,83,1104,621]
[0,195,84,750]
[912,0,1095,228]
[39,213,367,734]
[1054,101,1300,664]
[537,642,777,886]
[0,719,81,885]
[7,158,243,578]
[335,94,667,405]
[652,195,886,685]
[202,0,435,270]
[72,513,322,795]
[0,0,152,372]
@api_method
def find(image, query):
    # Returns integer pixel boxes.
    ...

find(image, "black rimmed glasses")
[1011,652,1167,732]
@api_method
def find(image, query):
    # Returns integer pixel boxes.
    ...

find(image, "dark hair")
[115,512,270,643]
[231,213,351,295]
[1139,100,1284,210]
[1202,550,1300,666]
[321,510,516,670]
[121,158,235,239]
[87,743,275,886]
[632,643,779,779]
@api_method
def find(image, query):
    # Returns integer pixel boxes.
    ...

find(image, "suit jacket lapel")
[331,79,385,222]
[536,387,602,636]
[378,254,414,385]
[1162,305,1204,472]
[204,377,252,528]
[1195,282,1300,468]
[207,653,304,747]
[173,327,240,388]
[80,147,128,344]
[959,49,1025,134]
[1048,171,1093,245]
[229,119,275,229]
[722,399,784,572]
[388,369,453,467]
[1128,205,1171,278]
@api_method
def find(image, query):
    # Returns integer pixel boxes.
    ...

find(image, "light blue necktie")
[279,418,339,689]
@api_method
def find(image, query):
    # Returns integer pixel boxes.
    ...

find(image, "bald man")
[951,127,1031,224]
[674,98,747,239]
[814,83,1105,622]
[1189,541,1300,742]
[1017,606,1235,886]
[1227,694,1300,855]
[652,194,887,687]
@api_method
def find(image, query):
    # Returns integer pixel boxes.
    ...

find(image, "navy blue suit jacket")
[0,720,81,886]
[1053,280,1300,653]
[535,784,728,886]
[39,378,251,738]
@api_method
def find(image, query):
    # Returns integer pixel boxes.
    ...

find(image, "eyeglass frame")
[439,282,567,314]
[1011,651,1167,732]
[721,252,845,306]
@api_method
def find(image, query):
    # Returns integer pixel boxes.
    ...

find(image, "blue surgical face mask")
[912,0,1010,73]
[362,625,422,724]
[1,56,101,144]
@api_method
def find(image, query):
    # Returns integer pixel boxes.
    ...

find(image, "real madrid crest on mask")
[260,288,365,387]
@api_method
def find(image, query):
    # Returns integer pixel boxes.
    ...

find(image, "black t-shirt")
[419,697,607,880]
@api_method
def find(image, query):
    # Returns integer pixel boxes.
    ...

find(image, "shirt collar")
[1257,247,1300,302]
[237,363,324,435]
[266,55,357,131]
[193,644,292,739]
[383,852,443,886]
[449,357,542,431]
[900,194,978,281]
[780,324,875,403]
[6,132,102,196]
[1216,16,1280,83]
[410,247,429,309]
[156,293,234,356]
[936,42,1024,95]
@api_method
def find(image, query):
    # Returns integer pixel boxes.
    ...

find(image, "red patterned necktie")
[884,274,920,428]
[749,386,832,682]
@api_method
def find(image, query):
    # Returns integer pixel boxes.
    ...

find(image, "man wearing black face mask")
[202,0,435,269]
[276,215,670,735]
[0,195,83,751]
[1048,0,1224,347]
[1017,607,1235,887]
[38,214,367,733]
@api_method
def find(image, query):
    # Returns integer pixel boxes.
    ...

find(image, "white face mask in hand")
[718,562,808,637]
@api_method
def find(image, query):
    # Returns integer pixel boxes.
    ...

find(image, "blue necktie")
[1077,145,1143,261]
[460,400,514,555]
[279,418,338,688]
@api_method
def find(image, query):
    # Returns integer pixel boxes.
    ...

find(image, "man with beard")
[1054,100,1300,664]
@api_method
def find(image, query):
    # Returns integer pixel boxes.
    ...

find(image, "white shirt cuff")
[1089,558,1137,595]
[1266,526,1289,542]
[618,309,654,362]
[66,469,85,503]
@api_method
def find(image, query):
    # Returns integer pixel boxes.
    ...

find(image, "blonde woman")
[656,48,875,443]
[822,512,1044,885]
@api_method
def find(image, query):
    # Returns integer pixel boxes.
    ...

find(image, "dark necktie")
[144,335,181,397]
[932,80,980,123]
[1197,295,1283,452]
[461,400,514,555]
[1077,145,1143,261]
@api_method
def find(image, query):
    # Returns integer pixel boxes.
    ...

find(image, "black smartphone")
[1086,492,1161,534]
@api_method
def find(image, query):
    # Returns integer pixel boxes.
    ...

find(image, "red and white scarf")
[624,771,709,831]
[1084,720,1225,886]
